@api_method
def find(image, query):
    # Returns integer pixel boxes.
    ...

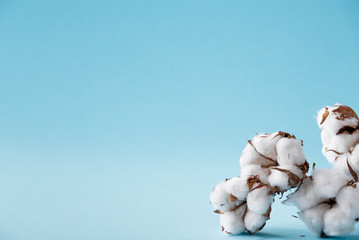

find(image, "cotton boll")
[318,105,359,161]
[240,133,279,168]
[286,105,359,237]
[246,186,272,214]
[225,177,249,201]
[285,165,304,179]
[276,138,306,166]
[240,131,293,168]
[267,168,290,191]
[220,205,246,234]
[220,211,243,234]
[239,165,258,178]
[322,147,340,164]
[336,185,359,218]
[240,143,263,167]
[240,165,270,184]
[319,105,359,134]
[240,143,274,168]
[251,133,281,159]
[337,131,359,152]
[211,130,311,235]
[323,206,355,236]
[244,210,266,234]
[299,203,331,236]
[284,177,324,211]
[323,134,359,162]
[312,168,348,199]
[268,165,303,191]
[210,182,240,213]
[331,154,349,172]
[332,153,359,181]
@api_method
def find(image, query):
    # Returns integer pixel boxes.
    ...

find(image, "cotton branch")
[210,131,308,234]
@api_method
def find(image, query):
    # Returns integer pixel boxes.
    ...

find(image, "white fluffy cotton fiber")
[286,104,359,237]
[210,131,308,234]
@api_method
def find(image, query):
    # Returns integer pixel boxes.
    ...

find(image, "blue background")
[0,0,359,239]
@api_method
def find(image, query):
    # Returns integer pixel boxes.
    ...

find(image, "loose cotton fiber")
[286,104,359,237]
[210,131,309,235]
